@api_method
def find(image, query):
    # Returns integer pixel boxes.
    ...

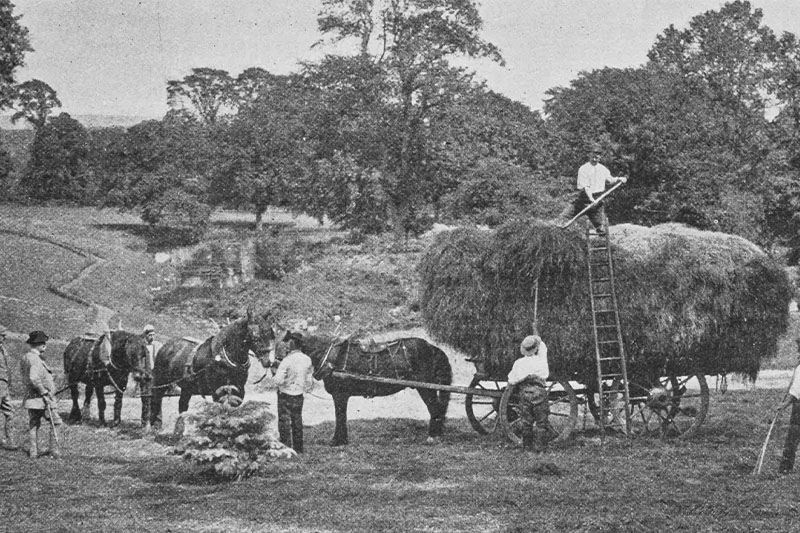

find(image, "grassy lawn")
[1,389,800,532]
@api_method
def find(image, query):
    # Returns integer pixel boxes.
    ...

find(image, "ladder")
[586,228,632,437]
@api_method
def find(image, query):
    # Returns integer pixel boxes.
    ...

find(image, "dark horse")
[63,330,148,426]
[295,333,452,445]
[149,308,276,429]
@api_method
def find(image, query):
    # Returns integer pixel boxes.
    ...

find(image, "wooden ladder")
[586,228,632,437]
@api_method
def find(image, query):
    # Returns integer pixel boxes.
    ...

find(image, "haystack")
[419,220,794,384]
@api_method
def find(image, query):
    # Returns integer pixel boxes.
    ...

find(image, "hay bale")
[419,220,794,383]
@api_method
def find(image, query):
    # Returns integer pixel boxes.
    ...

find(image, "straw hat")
[520,335,541,357]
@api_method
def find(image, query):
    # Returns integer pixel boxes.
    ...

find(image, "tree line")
[2,1,800,254]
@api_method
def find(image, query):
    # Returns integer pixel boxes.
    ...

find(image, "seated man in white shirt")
[559,145,627,233]
[507,335,554,452]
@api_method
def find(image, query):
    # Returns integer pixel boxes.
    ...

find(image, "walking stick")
[45,401,61,456]
[561,181,624,229]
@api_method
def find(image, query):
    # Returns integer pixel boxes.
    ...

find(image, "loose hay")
[419,220,794,384]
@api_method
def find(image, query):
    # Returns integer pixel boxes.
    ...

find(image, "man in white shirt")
[507,335,553,452]
[559,145,627,233]
[140,324,162,430]
[273,332,315,453]
[778,338,800,473]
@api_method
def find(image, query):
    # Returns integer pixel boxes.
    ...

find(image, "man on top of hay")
[778,338,800,474]
[558,144,627,233]
[507,335,555,452]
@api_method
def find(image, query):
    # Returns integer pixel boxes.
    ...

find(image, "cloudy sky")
[10,0,800,118]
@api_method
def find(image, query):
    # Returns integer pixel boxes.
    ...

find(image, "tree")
[310,0,503,236]
[11,79,61,129]
[23,112,95,203]
[167,67,235,124]
[233,67,278,110]
[214,74,314,231]
[0,0,32,110]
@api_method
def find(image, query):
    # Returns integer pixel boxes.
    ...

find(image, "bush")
[141,188,211,244]
[173,400,295,481]
[253,232,306,280]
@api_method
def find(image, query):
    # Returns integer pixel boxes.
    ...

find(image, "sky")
[9,0,800,119]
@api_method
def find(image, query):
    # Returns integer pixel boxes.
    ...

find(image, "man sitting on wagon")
[507,335,555,452]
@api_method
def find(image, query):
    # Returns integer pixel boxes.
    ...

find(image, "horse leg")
[419,389,450,439]
[111,390,123,427]
[96,385,108,426]
[68,384,81,423]
[331,394,350,446]
[151,388,163,431]
[178,389,192,414]
[82,385,94,422]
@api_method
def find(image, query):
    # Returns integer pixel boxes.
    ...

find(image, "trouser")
[28,408,62,458]
[518,382,554,452]
[558,191,607,232]
[780,400,800,472]
[278,392,305,453]
[0,395,11,444]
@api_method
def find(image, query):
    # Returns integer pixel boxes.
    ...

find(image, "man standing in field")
[559,144,627,233]
[272,332,315,453]
[0,325,14,449]
[140,324,162,430]
[778,338,800,473]
[20,331,61,459]
[507,335,555,452]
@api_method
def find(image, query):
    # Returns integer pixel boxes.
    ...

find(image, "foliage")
[173,400,295,481]
[167,67,235,124]
[0,0,32,110]
[22,112,96,203]
[253,232,310,280]
[213,74,313,231]
[307,0,504,236]
[442,157,561,226]
[140,188,211,244]
[11,79,61,129]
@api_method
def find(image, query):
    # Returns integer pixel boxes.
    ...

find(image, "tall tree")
[0,0,32,110]
[311,0,503,236]
[23,112,94,203]
[166,67,234,124]
[11,79,61,129]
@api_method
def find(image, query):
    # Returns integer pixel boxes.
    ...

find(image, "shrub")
[253,232,306,280]
[141,188,211,244]
[173,400,295,481]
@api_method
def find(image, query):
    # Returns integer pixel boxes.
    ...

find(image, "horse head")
[119,332,150,382]
[243,306,277,366]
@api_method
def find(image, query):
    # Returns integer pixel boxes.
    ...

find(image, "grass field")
[2,204,800,532]
[1,388,800,532]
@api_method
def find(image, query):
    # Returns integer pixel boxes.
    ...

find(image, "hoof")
[109,420,121,428]
[330,440,348,447]
[425,437,439,444]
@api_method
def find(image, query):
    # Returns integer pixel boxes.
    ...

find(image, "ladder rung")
[592,277,611,282]
[598,340,619,345]
[595,324,617,329]
[594,310,617,314]
[592,293,613,298]
[601,373,624,378]
[599,357,622,361]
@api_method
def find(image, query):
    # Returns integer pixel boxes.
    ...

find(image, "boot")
[28,428,38,458]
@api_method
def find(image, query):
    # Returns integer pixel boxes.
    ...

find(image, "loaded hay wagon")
[418,220,795,443]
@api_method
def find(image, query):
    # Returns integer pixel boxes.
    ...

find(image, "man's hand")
[618,176,628,184]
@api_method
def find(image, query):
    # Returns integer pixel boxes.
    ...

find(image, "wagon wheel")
[465,377,504,435]
[627,372,710,439]
[499,380,578,445]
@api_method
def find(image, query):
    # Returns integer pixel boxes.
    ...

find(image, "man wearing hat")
[20,331,61,458]
[272,331,315,453]
[507,334,555,452]
[140,325,162,430]
[558,144,628,233]
[0,325,14,448]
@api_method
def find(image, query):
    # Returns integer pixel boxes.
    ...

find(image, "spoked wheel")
[628,373,709,439]
[499,380,578,445]
[465,377,504,435]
